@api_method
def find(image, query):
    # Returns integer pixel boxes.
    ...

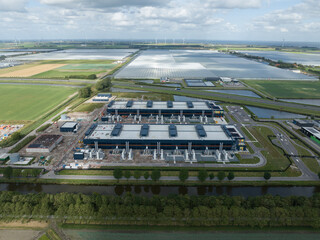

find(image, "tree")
[227,172,235,181]
[144,171,150,180]
[264,172,271,180]
[151,170,161,182]
[96,78,111,91]
[3,166,13,179]
[209,173,215,180]
[32,169,40,177]
[124,170,131,181]
[179,169,189,182]
[10,132,22,141]
[113,169,122,182]
[133,170,142,180]
[78,86,91,98]
[198,170,208,182]
[217,171,226,181]
[318,172,320,179]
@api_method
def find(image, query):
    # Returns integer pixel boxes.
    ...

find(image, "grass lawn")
[247,126,292,171]
[0,84,76,121]
[243,80,320,99]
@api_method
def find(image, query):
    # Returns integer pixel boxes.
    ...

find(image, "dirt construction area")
[0,64,65,77]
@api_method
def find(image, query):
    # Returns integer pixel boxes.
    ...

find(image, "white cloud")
[0,0,27,12]
[204,0,263,9]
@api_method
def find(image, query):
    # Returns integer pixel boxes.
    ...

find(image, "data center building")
[83,123,245,151]
[103,100,224,119]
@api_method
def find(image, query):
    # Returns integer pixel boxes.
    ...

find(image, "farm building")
[104,100,224,118]
[83,123,245,151]
[26,134,63,153]
[301,127,320,144]
[60,122,79,132]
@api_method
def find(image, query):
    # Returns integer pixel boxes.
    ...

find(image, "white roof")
[109,101,212,110]
[86,124,233,141]
[61,122,78,128]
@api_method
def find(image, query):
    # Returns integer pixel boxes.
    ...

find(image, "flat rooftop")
[61,122,78,128]
[28,134,62,148]
[303,127,320,139]
[85,124,234,142]
[108,101,220,111]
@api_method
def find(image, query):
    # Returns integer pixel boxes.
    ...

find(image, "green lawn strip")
[240,126,261,148]
[38,234,50,240]
[235,154,260,164]
[46,229,61,240]
[36,123,52,133]
[72,103,104,112]
[243,80,320,99]
[112,85,320,117]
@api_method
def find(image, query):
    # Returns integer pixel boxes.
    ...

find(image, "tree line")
[1,191,320,228]
[113,169,272,182]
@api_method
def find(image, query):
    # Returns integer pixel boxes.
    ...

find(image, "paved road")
[114,83,320,114]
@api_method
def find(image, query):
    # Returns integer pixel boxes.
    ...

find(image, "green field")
[244,80,320,99]
[0,84,76,120]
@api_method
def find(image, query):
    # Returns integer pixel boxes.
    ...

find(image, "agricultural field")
[0,64,65,77]
[0,60,118,79]
[244,80,320,99]
[0,84,76,121]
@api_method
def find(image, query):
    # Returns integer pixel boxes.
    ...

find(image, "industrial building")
[293,119,314,128]
[103,100,224,119]
[26,134,63,153]
[83,123,245,151]
[301,127,320,144]
[60,122,79,133]
[92,93,112,102]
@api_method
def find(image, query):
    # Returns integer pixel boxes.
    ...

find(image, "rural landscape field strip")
[0,64,65,77]
[0,84,76,120]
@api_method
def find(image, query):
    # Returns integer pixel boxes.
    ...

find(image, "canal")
[1,183,320,197]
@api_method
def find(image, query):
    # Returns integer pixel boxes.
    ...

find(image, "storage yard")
[115,49,315,80]
[0,124,24,142]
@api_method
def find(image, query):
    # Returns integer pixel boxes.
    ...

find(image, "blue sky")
[0,0,319,42]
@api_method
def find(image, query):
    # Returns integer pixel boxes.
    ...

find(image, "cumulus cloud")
[40,0,170,9]
[251,0,320,34]
[203,0,263,9]
[0,0,27,12]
